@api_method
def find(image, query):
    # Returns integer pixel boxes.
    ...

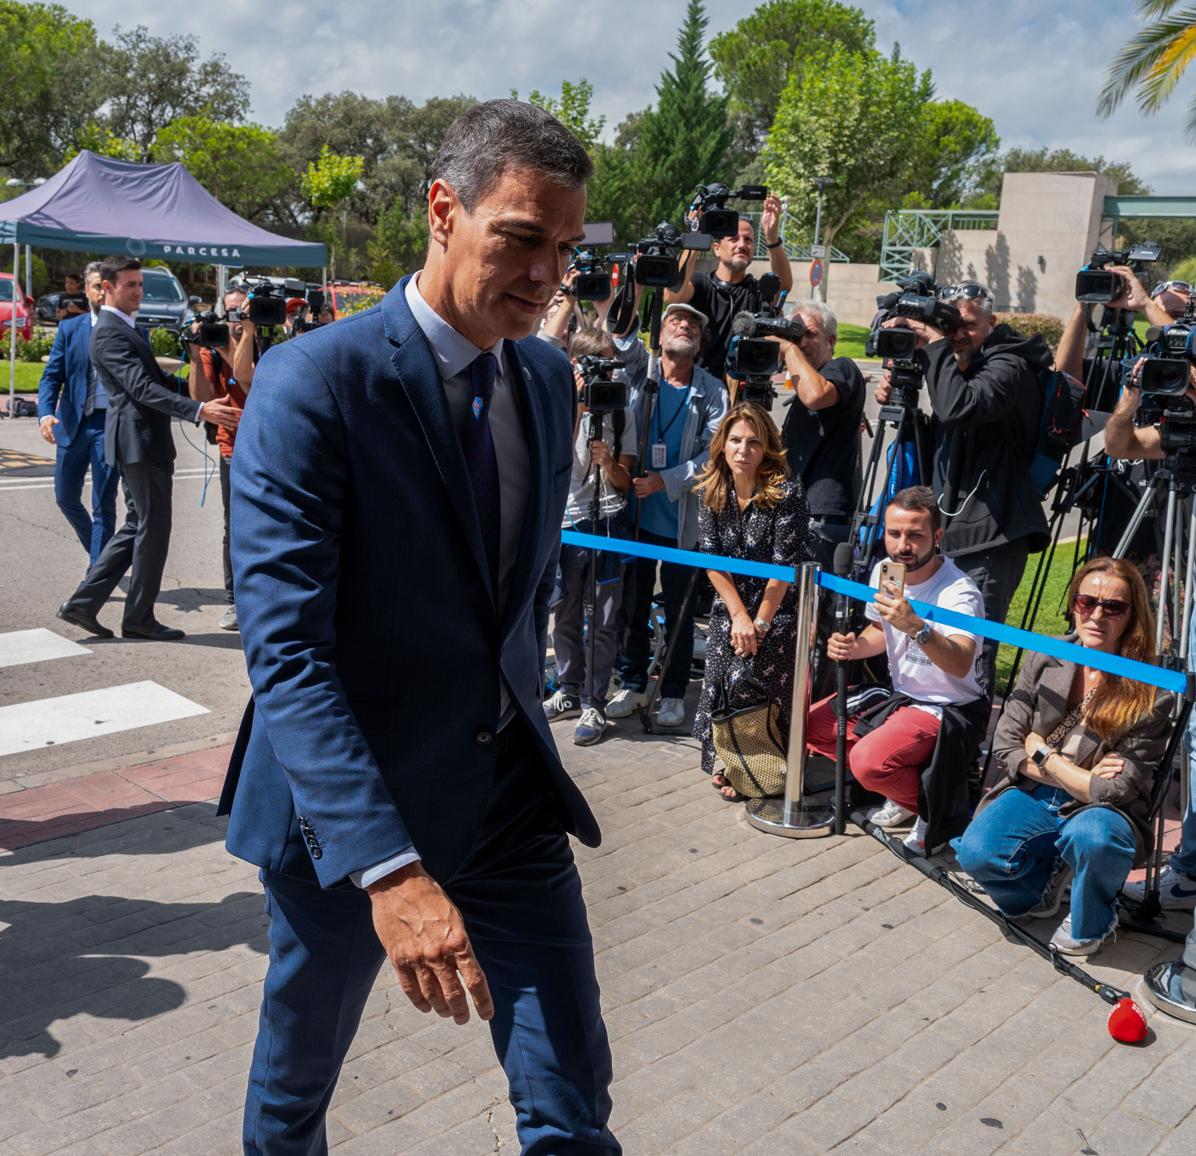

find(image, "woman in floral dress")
[692,401,812,799]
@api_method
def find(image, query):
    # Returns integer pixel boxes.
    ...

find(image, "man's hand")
[872,582,921,636]
[38,415,59,445]
[761,193,783,245]
[827,631,856,662]
[200,399,240,430]
[730,611,758,658]
[632,472,666,498]
[874,369,893,405]
[1106,266,1152,313]
[368,863,494,1025]
[590,440,612,469]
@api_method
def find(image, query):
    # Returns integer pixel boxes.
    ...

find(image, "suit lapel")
[383,280,496,606]
[500,341,548,637]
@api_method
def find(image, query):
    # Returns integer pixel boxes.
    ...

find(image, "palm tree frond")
[1139,22,1196,109]
[1098,10,1196,117]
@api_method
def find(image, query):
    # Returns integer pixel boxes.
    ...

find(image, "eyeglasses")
[1151,280,1191,298]
[938,282,993,302]
[1073,594,1130,619]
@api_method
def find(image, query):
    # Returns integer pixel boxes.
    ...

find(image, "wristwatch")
[764,239,783,249]
[754,617,772,634]
[1031,743,1053,768]
[909,622,932,646]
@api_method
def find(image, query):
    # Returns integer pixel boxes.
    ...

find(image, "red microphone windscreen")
[1107,997,1148,1044]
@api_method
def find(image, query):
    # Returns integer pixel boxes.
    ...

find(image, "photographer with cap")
[606,300,728,728]
[875,281,1051,696]
[185,281,257,632]
[667,192,792,379]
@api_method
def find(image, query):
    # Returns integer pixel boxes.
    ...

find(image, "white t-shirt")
[865,556,985,715]
[564,408,638,525]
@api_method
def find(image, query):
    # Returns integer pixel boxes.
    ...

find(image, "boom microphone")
[730,311,806,343]
[833,541,854,633]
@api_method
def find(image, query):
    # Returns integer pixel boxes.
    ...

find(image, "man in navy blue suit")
[219,101,619,1154]
[37,261,119,567]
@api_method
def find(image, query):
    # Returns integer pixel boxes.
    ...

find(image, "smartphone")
[878,559,906,599]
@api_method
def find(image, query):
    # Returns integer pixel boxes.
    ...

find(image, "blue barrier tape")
[560,530,1187,696]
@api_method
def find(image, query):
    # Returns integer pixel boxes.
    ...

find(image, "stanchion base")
[1143,960,1196,1025]
[745,797,835,839]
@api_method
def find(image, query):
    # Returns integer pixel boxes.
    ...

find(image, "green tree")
[630,0,733,234]
[97,25,250,160]
[302,146,365,277]
[907,100,1000,209]
[366,197,430,287]
[709,0,875,157]
[153,116,294,222]
[522,80,605,151]
[1099,2,1196,140]
[0,2,106,178]
[765,43,933,275]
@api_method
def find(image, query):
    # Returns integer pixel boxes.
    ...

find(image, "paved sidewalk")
[2,724,1195,1155]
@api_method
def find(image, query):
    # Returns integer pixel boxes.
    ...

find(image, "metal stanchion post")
[746,561,835,838]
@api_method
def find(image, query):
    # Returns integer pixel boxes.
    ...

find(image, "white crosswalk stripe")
[0,466,215,492]
[0,629,90,669]
[0,680,209,758]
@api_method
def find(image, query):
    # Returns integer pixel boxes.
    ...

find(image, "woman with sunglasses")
[953,557,1173,955]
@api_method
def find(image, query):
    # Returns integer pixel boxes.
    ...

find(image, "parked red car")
[0,273,35,343]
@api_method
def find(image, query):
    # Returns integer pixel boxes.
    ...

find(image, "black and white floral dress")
[692,478,812,775]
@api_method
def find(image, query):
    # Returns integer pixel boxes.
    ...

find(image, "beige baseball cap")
[662,302,709,329]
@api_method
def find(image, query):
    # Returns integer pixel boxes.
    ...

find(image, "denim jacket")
[613,332,728,550]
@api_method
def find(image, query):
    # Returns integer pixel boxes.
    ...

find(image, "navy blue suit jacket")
[218,277,600,887]
[37,313,93,447]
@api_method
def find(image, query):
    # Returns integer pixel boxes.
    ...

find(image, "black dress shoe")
[57,602,114,639]
[121,621,185,641]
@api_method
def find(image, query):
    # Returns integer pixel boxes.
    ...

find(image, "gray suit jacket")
[984,646,1174,862]
[91,310,197,466]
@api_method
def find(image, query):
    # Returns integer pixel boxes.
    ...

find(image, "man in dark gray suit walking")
[57,256,239,641]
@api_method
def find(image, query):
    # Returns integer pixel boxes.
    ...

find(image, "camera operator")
[668,192,792,379]
[536,324,637,746]
[875,282,1050,696]
[185,282,257,632]
[1056,265,1177,382]
[606,302,728,728]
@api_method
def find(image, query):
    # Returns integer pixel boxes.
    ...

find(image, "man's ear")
[934,527,944,549]
[427,179,457,248]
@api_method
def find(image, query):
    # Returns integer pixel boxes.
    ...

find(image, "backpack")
[1030,368,1086,498]
[8,396,38,418]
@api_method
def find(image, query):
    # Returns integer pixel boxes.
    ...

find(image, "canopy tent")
[0,150,325,267]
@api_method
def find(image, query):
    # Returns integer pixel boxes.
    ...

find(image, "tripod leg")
[639,569,699,733]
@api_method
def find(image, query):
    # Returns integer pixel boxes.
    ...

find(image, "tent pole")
[215,264,227,306]
[24,244,31,300]
[9,242,17,413]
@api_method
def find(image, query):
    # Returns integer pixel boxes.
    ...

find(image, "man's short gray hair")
[795,299,838,339]
[432,99,593,213]
[82,260,103,283]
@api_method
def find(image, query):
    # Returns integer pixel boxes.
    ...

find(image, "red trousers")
[806,694,940,813]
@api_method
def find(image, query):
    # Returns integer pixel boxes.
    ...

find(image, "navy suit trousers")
[242,723,619,1155]
[54,410,118,567]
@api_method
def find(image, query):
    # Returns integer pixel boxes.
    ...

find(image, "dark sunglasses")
[1151,280,1191,297]
[1073,594,1130,619]
[938,281,992,302]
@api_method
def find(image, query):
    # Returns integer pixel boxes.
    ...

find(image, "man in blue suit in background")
[219,101,619,1154]
[37,261,119,567]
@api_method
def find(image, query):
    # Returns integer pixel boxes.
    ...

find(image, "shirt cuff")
[195,401,205,425]
[350,849,422,889]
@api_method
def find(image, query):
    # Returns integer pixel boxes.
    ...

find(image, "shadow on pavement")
[0,888,267,1059]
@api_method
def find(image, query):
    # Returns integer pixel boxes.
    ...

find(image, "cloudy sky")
[80,0,1196,192]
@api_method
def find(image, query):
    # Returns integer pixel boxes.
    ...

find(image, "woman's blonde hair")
[694,402,789,512]
[1068,556,1158,742]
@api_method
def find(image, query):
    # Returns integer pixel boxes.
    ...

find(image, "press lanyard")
[654,384,691,444]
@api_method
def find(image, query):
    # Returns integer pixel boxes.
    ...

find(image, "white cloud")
[79,0,1196,190]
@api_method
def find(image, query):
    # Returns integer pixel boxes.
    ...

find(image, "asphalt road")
[0,413,249,789]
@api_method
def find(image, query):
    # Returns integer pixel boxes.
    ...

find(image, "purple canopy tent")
[1,150,326,406]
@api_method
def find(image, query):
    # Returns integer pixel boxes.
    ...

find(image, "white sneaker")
[1050,913,1115,956]
[870,799,916,829]
[606,688,647,719]
[1121,864,1196,910]
[656,697,686,728]
[902,817,943,857]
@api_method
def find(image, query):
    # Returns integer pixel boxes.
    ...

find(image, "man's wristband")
[765,239,783,250]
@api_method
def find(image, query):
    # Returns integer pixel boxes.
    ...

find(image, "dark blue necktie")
[462,351,501,590]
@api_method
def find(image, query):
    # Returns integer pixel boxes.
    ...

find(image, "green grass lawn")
[994,540,1085,693]
[837,322,871,361]
[1,361,44,393]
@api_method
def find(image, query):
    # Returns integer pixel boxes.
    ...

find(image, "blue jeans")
[953,785,1135,941]
[55,411,118,567]
[242,725,618,1155]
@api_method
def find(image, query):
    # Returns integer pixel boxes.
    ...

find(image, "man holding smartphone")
[805,486,986,853]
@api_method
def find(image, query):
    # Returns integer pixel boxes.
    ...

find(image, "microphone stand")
[832,542,855,835]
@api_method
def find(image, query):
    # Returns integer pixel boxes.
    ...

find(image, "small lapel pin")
[472,396,485,421]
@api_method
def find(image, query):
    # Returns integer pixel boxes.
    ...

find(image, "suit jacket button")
[310,846,323,860]
[475,730,493,746]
